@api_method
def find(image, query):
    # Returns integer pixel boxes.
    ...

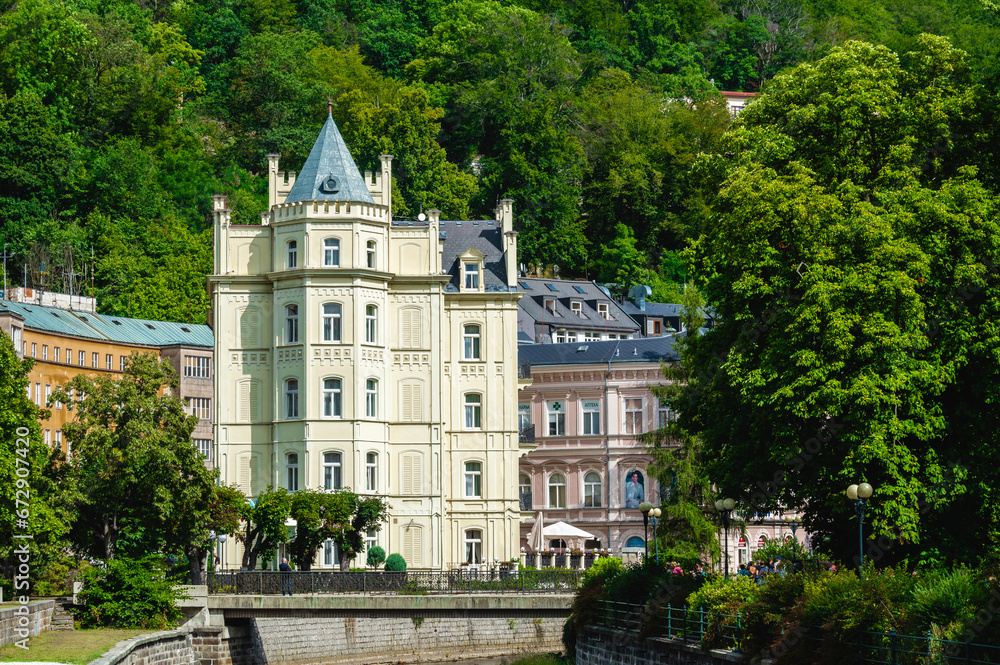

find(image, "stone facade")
[89,627,228,665]
[0,600,54,647]
[210,114,524,570]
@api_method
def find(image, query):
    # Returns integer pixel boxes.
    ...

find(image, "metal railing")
[591,601,1000,663]
[207,569,583,595]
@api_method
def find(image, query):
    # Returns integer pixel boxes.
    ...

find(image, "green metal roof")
[283,114,376,205]
[0,299,213,348]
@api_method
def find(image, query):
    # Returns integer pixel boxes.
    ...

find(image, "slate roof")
[518,335,680,368]
[517,278,638,333]
[620,301,685,319]
[440,219,512,291]
[0,299,213,348]
[283,114,376,205]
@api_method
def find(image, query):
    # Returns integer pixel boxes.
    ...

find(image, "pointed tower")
[284,114,375,205]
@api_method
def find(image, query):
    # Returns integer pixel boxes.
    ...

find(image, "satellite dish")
[418,213,427,221]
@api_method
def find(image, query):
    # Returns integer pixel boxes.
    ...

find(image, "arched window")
[549,539,567,549]
[286,452,299,491]
[284,378,299,419]
[464,461,482,498]
[323,238,340,266]
[323,452,342,490]
[366,240,376,269]
[285,304,299,343]
[548,473,566,508]
[625,536,645,549]
[365,305,377,343]
[463,324,481,360]
[322,378,342,417]
[366,452,378,491]
[464,393,482,429]
[365,378,378,418]
[322,303,342,342]
[464,529,483,564]
[584,472,602,507]
[286,239,297,269]
[519,473,532,511]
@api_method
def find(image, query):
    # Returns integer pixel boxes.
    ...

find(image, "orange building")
[0,299,214,465]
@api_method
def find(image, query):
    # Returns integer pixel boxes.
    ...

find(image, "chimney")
[629,284,652,311]
[266,154,280,209]
[379,154,394,216]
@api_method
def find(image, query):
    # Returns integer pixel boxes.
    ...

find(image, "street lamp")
[714,498,736,580]
[639,501,653,561]
[650,507,662,565]
[846,482,874,580]
[783,514,801,570]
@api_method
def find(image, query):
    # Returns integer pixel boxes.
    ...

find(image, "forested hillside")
[2,0,999,322]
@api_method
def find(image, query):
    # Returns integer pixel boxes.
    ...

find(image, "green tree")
[0,332,69,595]
[170,483,244,584]
[288,488,353,571]
[237,487,292,570]
[333,494,390,571]
[52,353,205,560]
[680,37,1000,567]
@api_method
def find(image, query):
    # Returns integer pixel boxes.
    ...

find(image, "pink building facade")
[517,337,679,555]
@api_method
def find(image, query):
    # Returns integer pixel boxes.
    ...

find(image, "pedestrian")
[280,558,293,596]
[737,564,749,577]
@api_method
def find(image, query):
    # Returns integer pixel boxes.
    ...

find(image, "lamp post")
[650,508,662,565]
[714,498,736,580]
[846,482,874,580]
[639,501,653,561]
[783,515,801,570]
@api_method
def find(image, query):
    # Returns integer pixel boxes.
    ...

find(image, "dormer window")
[571,301,582,317]
[597,303,609,320]
[545,299,556,314]
[464,262,480,289]
[458,248,486,291]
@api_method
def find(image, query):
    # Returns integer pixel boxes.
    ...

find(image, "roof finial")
[327,96,333,117]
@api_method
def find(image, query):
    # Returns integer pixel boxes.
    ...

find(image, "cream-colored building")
[209,114,526,570]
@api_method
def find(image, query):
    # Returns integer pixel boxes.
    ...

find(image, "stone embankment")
[0,599,54,646]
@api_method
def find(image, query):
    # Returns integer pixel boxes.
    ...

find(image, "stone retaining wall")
[0,599,54,646]
[89,626,228,665]
[235,616,564,664]
[575,626,742,665]
[91,617,562,665]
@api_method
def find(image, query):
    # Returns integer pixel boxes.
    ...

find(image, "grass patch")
[504,655,571,665]
[0,627,150,664]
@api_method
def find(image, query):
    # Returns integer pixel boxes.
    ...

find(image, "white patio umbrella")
[542,521,596,550]
[527,512,545,552]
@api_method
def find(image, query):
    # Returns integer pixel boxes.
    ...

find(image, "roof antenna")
[327,96,333,117]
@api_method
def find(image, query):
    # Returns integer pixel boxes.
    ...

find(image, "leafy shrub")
[33,557,92,597]
[385,553,407,571]
[73,556,185,629]
[909,567,989,640]
[366,545,386,569]
[687,575,758,615]
[581,556,623,589]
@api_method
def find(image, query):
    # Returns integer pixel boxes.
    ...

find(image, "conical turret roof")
[284,114,375,205]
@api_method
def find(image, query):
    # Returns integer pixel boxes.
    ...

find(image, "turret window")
[322,303,342,341]
[285,304,299,343]
[366,240,376,269]
[324,238,340,266]
[287,240,298,269]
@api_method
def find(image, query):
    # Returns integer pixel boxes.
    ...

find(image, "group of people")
[737,556,793,583]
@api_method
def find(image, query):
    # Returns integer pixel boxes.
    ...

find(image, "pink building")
[517,336,679,556]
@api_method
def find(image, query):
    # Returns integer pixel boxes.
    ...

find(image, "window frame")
[322,303,342,342]
[464,262,480,289]
[464,461,483,498]
[365,304,378,344]
[464,393,482,429]
[548,473,566,508]
[464,528,483,564]
[286,452,299,491]
[547,402,565,436]
[365,452,378,491]
[323,237,341,267]
[323,451,342,490]
[462,323,481,360]
[625,398,643,434]
[366,240,376,269]
[365,378,378,418]
[322,377,342,418]
[584,471,602,508]
[285,304,299,344]
[286,239,298,269]
[582,400,601,435]
[285,378,300,420]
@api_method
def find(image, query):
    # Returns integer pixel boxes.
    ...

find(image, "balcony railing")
[519,424,535,443]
